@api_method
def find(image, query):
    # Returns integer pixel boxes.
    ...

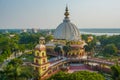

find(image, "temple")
[32,6,88,79]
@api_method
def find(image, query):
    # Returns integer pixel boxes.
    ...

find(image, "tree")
[7,58,23,80]
[97,35,120,49]
[97,35,108,47]
[12,43,19,57]
[84,45,92,52]
[19,33,40,44]
[1,58,33,80]
[116,43,120,50]
[63,45,71,56]
[0,36,12,63]
[45,35,54,42]
[81,34,89,42]
[103,44,118,56]
[54,46,62,55]
[47,71,68,80]
[111,64,120,80]
[47,71,105,80]
[0,70,8,80]
[19,44,25,53]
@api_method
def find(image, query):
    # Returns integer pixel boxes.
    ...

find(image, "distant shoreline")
[0,28,120,36]
[0,28,120,30]
[80,31,120,36]
[80,29,120,36]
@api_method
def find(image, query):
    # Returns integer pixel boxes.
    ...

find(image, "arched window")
[37,52,39,56]
[35,67,38,71]
[43,59,46,64]
[36,59,38,64]
[42,52,44,56]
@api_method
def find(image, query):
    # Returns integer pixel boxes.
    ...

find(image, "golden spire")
[64,5,69,17]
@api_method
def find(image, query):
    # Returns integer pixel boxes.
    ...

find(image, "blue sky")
[0,0,120,29]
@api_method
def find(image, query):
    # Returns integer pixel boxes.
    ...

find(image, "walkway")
[86,58,115,65]
[49,57,67,67]
[47,52,118,65]
[39,57,116,79]
[68,64,93,73]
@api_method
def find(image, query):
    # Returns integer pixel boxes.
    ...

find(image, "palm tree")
[18,66,33,80]
[0,70,8,80]
[2,58,33,80]
[63,45,71,56]
[111,64,120,80]
[54,46,62,56]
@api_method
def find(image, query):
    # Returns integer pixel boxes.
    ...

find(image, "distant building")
[22,29,27,33]
[25,28,39,33]
[9,34,15,37]
[31,28,38,33]
[48,30,52,35]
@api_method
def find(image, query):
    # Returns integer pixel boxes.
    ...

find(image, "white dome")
[54,6,80,41]
[54,17,80,41]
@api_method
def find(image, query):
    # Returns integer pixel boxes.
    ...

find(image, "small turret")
[39,37,45,44]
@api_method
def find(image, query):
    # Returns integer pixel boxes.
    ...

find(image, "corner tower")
[32,37,49,77]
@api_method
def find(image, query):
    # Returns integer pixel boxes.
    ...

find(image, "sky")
[0,0,120,29]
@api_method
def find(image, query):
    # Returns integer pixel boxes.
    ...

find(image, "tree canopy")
[103,44,118,56]
[111,64,120,80]
[47,71,105,80]
[0,58,33,80]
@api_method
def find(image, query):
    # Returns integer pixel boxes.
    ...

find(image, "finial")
[66,5,68,11]
[64,5,69,17]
